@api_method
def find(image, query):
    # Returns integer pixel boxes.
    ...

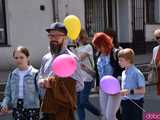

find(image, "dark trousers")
[116,108,122,120]
[121,98,144,120]
[77,81,100,120]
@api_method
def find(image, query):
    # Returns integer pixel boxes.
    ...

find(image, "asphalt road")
[1,87,160,120]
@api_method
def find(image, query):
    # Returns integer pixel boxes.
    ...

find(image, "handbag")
[150,62,158,85]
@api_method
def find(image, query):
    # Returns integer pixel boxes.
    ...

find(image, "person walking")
[38,22,84,120]
[92,32,121,120]
[76,29,101,120]
[118,48,145,120]
[148,29,160,95]
[1,46,40,120]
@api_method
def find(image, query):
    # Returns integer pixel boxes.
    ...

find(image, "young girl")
[118,48,145,120]
[1,46,40,120]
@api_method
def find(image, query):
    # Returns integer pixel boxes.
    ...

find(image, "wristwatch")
[130,89,134,95]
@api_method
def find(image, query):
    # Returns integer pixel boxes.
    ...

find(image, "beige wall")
[1,0,160,70]
[0,0,53,70]
[58,0,85,27]
[117,0,131,43]
[0,0,85,70]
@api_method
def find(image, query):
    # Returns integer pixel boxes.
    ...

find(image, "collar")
[125,65,135,74]
[12,65,33,76]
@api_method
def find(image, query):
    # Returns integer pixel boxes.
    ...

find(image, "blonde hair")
[154,29,160,36]
[118,48,135,64]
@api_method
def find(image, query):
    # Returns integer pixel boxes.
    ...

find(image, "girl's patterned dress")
[12,99,39,120]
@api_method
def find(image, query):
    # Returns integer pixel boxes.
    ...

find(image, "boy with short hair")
[118,48,145,120]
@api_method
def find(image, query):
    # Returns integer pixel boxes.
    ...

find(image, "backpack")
[91,47,124,86]
[34,72,41,99]
[90,43,100,86]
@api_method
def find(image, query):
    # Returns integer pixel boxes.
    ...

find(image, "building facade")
[0,0,160,69]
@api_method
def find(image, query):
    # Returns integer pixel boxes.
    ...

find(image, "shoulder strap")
[87,44,94,68]
[112,48,120,61]
[88,56,94,69]
[66,48,78,59]
[34,72,38,91]
[34,72,41,99]
[9,72,12,80]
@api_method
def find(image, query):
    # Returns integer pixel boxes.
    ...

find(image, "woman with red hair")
[92,32,122,120]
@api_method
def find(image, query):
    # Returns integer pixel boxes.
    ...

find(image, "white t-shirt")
[76,44,94,82]
[18,66,31,98]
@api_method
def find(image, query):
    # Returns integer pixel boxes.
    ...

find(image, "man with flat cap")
[38,22,84,120]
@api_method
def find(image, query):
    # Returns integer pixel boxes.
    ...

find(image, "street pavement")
[0,90,160,120]
[1,53,160,120]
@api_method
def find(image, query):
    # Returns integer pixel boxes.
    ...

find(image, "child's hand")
[120,89,129,96]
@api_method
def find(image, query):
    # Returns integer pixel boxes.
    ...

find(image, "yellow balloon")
[64,15,81,41]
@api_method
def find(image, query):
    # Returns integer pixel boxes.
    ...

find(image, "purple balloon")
[100,75,120,95]
[51,54,77,77]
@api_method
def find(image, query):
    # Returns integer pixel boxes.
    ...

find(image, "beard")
[49,41,63,55]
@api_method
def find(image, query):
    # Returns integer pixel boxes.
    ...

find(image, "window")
[85,0,105,36]
[146,0,160,24]
[0,0,7,45]
[84,0,117,36]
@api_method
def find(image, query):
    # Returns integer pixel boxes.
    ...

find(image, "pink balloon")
[51,54,77,77]
[100,75,120,95]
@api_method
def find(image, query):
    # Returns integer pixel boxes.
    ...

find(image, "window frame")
[84,0,106,36]
[145,0,160,24]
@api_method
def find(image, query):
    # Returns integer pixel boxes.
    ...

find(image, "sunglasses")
[48,34,65,38]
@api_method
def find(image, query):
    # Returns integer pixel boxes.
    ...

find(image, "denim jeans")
[77,81,100,120]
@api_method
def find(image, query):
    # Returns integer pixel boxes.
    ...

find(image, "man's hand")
[38,76,56,88]
[48,77,56,88]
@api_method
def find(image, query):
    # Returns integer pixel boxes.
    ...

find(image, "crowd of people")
[0,22,160,120]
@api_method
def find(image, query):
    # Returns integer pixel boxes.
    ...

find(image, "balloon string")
[124,96,146,112]
[47,72,52,79]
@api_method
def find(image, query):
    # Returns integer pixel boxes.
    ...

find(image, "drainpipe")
[115,0,118,34]
[65,2,69,17]
[103,0,107,32]
[52,0,59,22]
